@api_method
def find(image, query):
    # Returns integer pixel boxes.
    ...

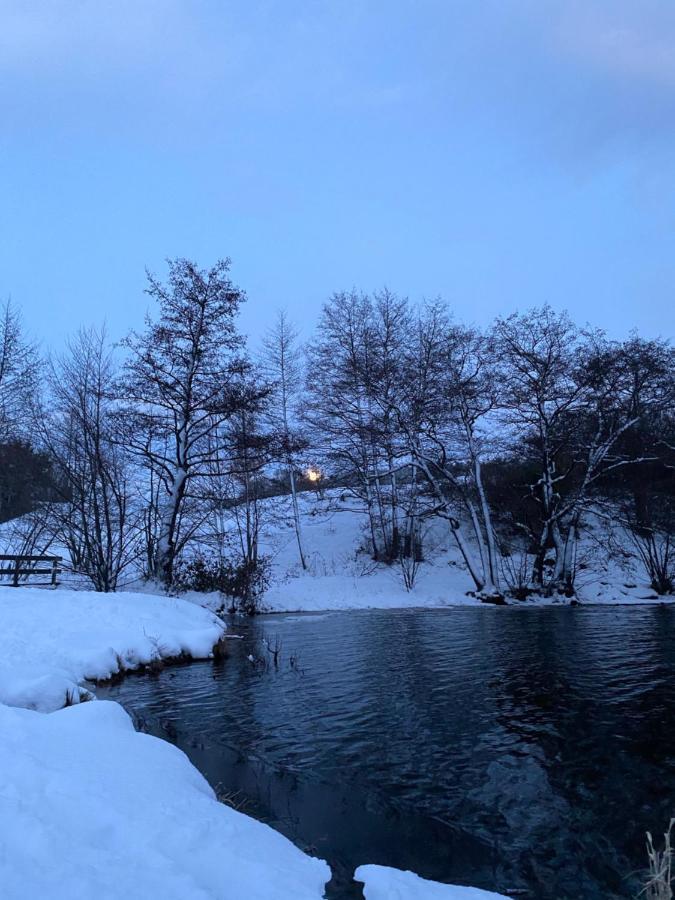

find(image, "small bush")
[501,549,534,601]
[630,530,674,596]
[173,554,271,615]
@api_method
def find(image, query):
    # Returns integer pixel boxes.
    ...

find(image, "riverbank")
[0,586,331,899]
[357,866,510,899]
[1,493,669,613]
[0,699,330,900]
[203,492,670,612]
[0,587,226,711]
[0,587,507,899]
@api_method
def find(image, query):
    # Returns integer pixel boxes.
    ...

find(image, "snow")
[0,587,225,711]
[356,866,509,899]
[254,493,485,612]
[0,700,330,900]
[238,491,668,613]
[264,570,481,612]
[0,587,330,899]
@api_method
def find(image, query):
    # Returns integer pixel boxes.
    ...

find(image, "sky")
[1,0,674,350]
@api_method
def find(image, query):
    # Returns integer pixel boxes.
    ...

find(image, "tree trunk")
[288,462,307,570]
[449,518,485,593]
[155,467,187,585]
[474,456,500,592]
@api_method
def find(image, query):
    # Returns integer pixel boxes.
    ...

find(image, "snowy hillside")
[0,489,666,610]
[231,490,668,612]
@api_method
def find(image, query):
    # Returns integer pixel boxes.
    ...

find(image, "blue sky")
[1,0,674,349]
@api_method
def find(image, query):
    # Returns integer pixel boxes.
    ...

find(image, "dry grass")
[642,819,674,899]
[215,785,248,812]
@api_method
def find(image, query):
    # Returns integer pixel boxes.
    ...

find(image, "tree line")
[1,258,673,604]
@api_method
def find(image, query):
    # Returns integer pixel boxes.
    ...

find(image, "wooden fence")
[0,555,62,587]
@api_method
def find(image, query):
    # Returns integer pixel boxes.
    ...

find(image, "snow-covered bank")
[0,585,503,900]
[239,493,669,613]
[356,866,508,899]
[263,568,482,612]
[0,587,225,711]
[0,700,330,900]
[250,493,485,612]
[0,587,330,899]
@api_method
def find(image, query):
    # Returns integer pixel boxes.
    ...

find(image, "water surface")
[99,606,675,898]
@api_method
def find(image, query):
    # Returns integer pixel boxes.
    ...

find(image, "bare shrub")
[173,552,271,615]
[262,634,282,667]
[630,529,674,596]
[398,547,421,592]
[500,548,533,601]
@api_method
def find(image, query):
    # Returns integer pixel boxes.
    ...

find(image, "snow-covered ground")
[356,866,508,899]
[246,491,668,612]
[255,492,488,611]
[0,587,225,711]
[0,585,508,899]
[0,490,666,612]
[0,588,330,900]
[0,700,330,900]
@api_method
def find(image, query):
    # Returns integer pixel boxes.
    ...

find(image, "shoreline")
[0,585,507,899]
[257,595,675,614]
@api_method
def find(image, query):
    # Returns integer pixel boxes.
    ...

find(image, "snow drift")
[356,865,509,899]
[0,700,330,900]
[0,586,225,711]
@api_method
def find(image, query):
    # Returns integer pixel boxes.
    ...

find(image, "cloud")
[3,0,675,169]
[420,0,675,168]
[0,0,415,135]
[553,1,675,90]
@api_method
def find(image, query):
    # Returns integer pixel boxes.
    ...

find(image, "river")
[98,605,675,898]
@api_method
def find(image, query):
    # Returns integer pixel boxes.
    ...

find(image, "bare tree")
[0,298,40,442]
[194,406,273,613]
[261,311,308,569]
[494,308,671,595]
[610,336,675,594]
[492,307,582,593]
[364,289,413,561]
[393,307,503,598]
[226,409,272,610]
[305,290,384,556]
[43,327,139,591]
[437,325,501,593]
[308,296,504,596]
[117,258,262,586]
[306,290,413,562]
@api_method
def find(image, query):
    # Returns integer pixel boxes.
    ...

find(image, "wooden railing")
[0,555,62,587]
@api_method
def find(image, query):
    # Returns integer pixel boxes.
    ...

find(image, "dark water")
[98,606,675,899]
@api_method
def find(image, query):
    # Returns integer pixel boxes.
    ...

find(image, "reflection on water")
[99,606,675,899]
